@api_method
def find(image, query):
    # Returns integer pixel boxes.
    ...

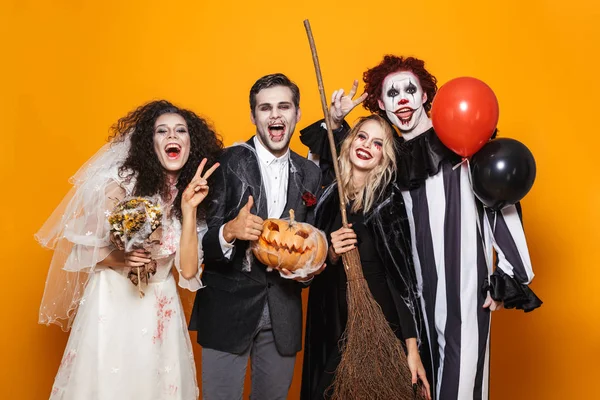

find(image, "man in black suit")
[189,73,323,399]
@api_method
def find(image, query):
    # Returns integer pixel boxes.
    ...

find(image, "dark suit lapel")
[244,138,269,220]
[281,152,305,219]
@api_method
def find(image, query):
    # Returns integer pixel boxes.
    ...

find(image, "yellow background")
[1,0,599,398]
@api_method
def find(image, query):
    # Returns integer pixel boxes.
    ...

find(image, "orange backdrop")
[1,1,599,399]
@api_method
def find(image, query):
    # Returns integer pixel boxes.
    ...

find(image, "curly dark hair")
[109,100,223,222]
[363,55,438,114]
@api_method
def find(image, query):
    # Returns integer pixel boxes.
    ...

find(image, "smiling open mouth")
[165,143,181,159]
[395,107,415,124]
[356,149,372,160]
[268,123,286,141]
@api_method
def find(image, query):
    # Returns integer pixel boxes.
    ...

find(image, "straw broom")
[303,20,424,400]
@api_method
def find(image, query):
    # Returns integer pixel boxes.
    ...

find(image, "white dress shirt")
[219,136,290,257]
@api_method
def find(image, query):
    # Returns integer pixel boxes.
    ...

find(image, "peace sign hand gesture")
[181,158,220,213]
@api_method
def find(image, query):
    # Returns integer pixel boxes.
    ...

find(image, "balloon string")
[464,159,493,281]
[452,157,468,171]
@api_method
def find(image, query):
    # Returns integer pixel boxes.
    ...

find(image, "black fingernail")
[413,383,417,394]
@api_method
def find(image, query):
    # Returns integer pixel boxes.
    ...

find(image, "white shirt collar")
[253,136,289,166]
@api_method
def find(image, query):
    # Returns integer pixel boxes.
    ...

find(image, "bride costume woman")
[36,100,223,400]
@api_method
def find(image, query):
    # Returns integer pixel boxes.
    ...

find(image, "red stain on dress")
[153,289,174,344]
[168,384,178,395]
[61,349,77,368]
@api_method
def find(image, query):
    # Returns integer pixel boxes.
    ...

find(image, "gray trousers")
[201,303,297,400]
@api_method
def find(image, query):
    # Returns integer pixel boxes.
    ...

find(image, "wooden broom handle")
[303,19,349,228]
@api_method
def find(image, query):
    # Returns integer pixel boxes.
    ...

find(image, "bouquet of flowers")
[107,197,163,297]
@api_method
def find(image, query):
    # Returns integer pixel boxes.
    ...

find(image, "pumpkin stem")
[289,209,296,225]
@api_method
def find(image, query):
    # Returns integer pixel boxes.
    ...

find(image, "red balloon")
[431,77,499,157]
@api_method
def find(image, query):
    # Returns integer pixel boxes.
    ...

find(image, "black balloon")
[470,138,536,211]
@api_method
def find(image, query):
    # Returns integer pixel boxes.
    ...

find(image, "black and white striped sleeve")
[484,204,542,311]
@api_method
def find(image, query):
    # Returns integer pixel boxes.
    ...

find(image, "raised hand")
[222,195,264,242]
[181,158,220,213]
[330,80,368,129]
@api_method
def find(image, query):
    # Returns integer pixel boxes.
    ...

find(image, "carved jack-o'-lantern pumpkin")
[252,209,327,274]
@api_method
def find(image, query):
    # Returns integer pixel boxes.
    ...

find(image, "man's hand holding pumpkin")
[279,263,326,283]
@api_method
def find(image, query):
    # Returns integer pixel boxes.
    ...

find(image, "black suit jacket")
[189,137,322,356]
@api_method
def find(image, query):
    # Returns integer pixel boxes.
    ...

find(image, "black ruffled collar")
[395,127,461,190]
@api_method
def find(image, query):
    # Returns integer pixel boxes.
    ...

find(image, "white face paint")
[378,71,431,138]
[251,85,301,158]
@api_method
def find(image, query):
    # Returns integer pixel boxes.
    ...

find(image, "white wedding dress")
[37,139,204,400]
[50,217,203,400]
